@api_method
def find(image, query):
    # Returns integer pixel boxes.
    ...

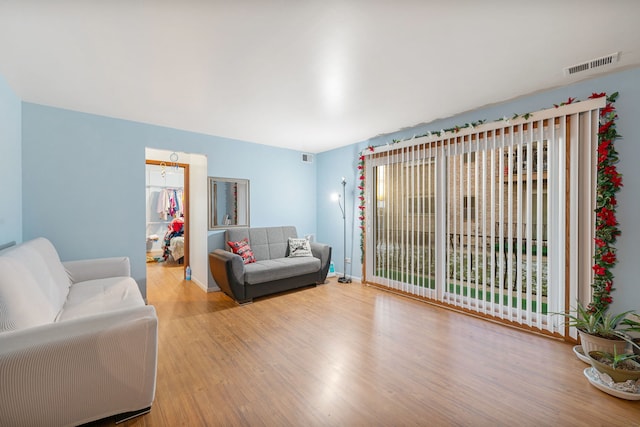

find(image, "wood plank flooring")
[92,263,640,426]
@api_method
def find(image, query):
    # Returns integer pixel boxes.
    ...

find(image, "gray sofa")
[209,226,331,304]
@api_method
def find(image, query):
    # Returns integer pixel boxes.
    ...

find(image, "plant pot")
[578,330,628,355]
[588,351,640,383]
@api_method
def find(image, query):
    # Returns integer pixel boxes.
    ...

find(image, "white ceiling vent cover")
[564,52,619,76]
[302,153,314,163]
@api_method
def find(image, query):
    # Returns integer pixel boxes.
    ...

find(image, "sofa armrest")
[0,305,158,426]
[208,249,247,303]
[63,257,131,283]
[310,242,332,283]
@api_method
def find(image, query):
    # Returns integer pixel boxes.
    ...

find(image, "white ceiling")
[1,1,640,153]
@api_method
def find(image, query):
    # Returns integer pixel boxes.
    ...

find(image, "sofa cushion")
[288,238,313,257]
[227,226,297,261]
[0,237,71,311]
[56,277,145,322]
[228,239,256,264]
[0,258,59,332]
[243,257,321,285]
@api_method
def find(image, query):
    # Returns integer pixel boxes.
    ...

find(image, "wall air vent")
[564,52,619,76]
[302,153,314,163]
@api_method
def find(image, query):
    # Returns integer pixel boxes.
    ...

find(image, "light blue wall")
[316,143,362,279]
[21,103,317,297]
[316,67,640,314]
[0,74,22,246]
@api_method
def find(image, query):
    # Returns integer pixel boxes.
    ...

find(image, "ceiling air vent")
[302,153,314,163]
[564,52,619,76]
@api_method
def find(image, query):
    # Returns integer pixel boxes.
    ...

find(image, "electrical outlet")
[345,257,351,264]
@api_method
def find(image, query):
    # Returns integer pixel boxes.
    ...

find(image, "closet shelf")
[146,185,185,189]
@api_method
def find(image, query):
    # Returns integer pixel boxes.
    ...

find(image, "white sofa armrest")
[63,256,131,283]
[0,305,158,427]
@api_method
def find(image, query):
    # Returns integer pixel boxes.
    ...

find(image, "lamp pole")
[338,177,351,283]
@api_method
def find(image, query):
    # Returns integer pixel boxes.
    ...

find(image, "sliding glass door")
[364,99,605,337]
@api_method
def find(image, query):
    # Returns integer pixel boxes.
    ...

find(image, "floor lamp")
[337,177,352,283]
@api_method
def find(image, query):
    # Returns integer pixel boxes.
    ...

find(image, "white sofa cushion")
[57,277,145,322]
[0,258,59,332]
[1,237,70,309]
[64,256,131,284]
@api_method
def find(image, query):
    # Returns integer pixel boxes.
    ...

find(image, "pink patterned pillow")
[227,239,256,264]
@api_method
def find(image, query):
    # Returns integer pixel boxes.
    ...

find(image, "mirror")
[208,177,250,229]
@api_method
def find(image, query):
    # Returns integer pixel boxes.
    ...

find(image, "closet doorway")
[145,159,190,276]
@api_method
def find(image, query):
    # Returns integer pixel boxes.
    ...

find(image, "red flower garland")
[357,151,370,260]
[588,91,622,312]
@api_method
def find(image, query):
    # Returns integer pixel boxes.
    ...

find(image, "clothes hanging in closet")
[156,188,184,220]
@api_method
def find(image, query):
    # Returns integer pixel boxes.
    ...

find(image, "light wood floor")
[94,263,640,427]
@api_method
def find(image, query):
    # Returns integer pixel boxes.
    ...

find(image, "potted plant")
[588,348,640,383]
[557,302,634,355]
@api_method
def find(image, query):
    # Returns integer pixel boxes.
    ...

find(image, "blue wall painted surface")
[316,143,362,279]
[0,74,22,246]
[21,103,317,297]
[316,67,640,314]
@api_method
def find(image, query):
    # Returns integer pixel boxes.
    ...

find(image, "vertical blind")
[364,98,605,336]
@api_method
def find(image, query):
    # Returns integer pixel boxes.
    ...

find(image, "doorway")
[145,159,190,276]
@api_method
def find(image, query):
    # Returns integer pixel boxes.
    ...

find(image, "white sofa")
[0,237,158,427]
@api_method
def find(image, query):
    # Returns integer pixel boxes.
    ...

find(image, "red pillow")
[227,239,256,264]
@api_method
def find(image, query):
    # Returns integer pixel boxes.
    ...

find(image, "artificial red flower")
[610,175,623,188]
[359,155,365,161]
[599,121,614,134]
[601,251,616,264]
[597,207,617,226]
[589,92,606,99]
[357,164,364,170]
[600,103,615,116]
[594,238,606,247]
[554,97,576,108]
[603,165,617,176]
[592,265,606,275]
[609,196,617,206]
[368,146,375,152]
[598,139,611,155]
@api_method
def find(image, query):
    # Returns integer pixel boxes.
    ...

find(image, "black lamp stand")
[337,177,352,283]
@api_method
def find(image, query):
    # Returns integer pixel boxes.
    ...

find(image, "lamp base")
[337,276,352,284]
